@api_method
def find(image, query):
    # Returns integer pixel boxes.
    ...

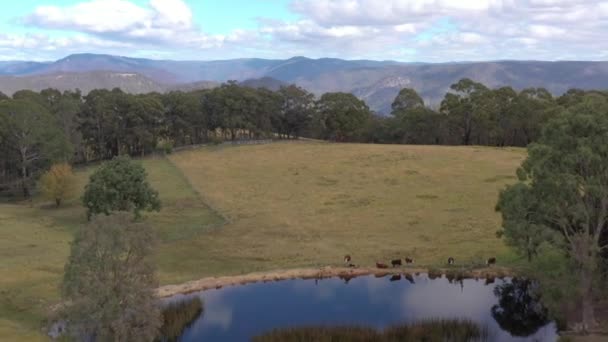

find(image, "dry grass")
[165,142,525,278]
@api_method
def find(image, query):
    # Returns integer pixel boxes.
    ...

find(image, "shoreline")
[155,265,512,298]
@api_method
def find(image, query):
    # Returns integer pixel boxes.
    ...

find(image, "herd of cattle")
[343,255,497,269]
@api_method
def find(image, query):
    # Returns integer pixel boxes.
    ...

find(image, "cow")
[448,257,455,265]
[344,255,351,264]
[391,259,402,267]
[405,258,414,264]
[376,262,389,269]
[486,257,496,266]
[347,263,358,268]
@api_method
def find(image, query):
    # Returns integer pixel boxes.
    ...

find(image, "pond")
[161,274,558,341]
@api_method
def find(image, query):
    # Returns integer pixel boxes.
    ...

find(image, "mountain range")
[1,53,607,114]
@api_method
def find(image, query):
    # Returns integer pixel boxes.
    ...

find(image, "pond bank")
[155,265,513,298]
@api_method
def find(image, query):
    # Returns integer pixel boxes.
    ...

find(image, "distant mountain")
[240,77,287,91]
[1,53,608,113]
[0,71,164,95]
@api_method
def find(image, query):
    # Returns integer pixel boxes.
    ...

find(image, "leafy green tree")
[0,99,71,197]
[62,212,161,341]
[83,156,160,219]
[278,85,314,138]
[391,88,424,115]
[0,91,8,101]
[496,94,608,330]
[315,92,371,142]
[440,79,490,145]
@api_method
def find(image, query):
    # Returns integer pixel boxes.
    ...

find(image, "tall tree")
[315,92,371,142]
[62,212,161,341]
[391,88,425,115]
[0,99,71,197]
[278,85,314,138]
[440,79,490,145]
[496,94,608,330]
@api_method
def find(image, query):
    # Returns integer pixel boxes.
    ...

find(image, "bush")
[82,156,161,219]
[157,139,174,155]
[39,163,77,207]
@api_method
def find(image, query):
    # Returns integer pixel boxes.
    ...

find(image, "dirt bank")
[156,266,512,298]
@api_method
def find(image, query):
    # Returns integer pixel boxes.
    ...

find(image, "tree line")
[1,79,607,199]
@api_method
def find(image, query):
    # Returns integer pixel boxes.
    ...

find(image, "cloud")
[4,0,608,61]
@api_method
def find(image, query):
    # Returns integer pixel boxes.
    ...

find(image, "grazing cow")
[447,257,455,265]
[347,263,357,268]
[405,258,414,264]
[486,257,496,266]
[344,255,351,263]
[391,259,402,267]
[390,275,402,282]
[376,262,389,269]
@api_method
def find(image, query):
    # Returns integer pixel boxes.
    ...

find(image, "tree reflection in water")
[158,296,204,342]
[491,278,550,337]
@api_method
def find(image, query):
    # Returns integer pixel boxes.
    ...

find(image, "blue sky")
[0,0,607,61]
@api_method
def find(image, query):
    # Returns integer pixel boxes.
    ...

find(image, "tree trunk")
[580,268,597,331]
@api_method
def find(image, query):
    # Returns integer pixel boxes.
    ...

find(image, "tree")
[315,92,371,142]
[496,94,608,330]
[278,85,314,138]
[39,163,77,207]
[62,212,160,341]
[440,79,490,145]
[391,88,424,115]
[82,156,160,220]
[0,99,71,197]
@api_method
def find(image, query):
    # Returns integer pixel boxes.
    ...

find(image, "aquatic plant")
[158,296,204,342]
[253,318,489,342]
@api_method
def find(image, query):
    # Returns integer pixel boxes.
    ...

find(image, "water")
[163,274,558,341]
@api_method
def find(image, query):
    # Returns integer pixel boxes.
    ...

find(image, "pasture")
[0,141,526,340]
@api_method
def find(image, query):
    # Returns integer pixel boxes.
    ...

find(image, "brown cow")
[376,262,389,269]
[447,257,455,265]
[486,257,496,266]
[344,255,351,263]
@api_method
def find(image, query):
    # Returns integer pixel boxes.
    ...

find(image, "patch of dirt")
[155,266,513,298]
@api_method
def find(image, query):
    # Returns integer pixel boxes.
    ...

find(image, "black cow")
[448,257,455,265]
[486,257,496,266]
[391,259,402,267]
[405,258,414,264]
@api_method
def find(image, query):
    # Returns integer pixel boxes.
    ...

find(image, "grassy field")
[0,141,527,340]
[0,156,223,341]
[167,142,526,274]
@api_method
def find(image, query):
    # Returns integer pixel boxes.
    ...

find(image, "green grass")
[0,142,528,340]
[0,156,223,341]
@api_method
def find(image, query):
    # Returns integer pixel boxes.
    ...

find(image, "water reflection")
[172,274,558,341]
[492,278,550,338]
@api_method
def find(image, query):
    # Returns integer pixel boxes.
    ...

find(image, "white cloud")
[3,0,608,61]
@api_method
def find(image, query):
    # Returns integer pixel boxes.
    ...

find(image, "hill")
[0,71,165,95]
[1,53,608,113]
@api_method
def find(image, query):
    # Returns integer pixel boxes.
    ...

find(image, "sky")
[0,0,607,62]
